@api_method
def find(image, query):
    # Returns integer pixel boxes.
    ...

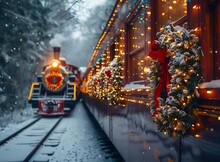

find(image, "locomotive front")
[28,47,80,116]
[42,59,68,93]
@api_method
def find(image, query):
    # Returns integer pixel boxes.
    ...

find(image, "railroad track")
[0,116,63,162]
[0,117,41,146]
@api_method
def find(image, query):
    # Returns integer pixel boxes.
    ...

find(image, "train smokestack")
[53,47,60,60]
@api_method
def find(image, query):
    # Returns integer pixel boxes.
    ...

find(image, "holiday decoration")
[45,72,64,91]
[87,58,123,106]
[148,24,203,137]
[96,68,106,100]
[105,70,111,79]
[148,40,171,117]
[106,58,123,106]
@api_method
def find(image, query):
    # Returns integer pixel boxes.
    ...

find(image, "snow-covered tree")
[0,0,55,117]
[61,0,117,67]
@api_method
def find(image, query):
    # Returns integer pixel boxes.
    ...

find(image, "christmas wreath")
[45,72,64,91]
[148,24,203,137]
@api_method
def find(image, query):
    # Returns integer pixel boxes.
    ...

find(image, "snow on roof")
[200,79,220,89]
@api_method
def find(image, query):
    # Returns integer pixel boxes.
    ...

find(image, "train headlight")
[52,61,59,68]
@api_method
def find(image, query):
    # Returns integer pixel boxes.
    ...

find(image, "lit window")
[127,9,146,82]
[157,0,187,31]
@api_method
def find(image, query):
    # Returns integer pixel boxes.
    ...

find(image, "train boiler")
[28,47,80,116]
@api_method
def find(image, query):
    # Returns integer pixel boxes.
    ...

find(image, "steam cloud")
[49,34,67,47]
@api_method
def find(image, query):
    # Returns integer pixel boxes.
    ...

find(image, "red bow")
[149,40,171,117]
[105,70,111,78]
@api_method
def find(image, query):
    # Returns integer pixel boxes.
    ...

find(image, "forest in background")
[0,0,115,124]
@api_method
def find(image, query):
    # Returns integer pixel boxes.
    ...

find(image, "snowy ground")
[0,106,35,140]
[0,101,124,162]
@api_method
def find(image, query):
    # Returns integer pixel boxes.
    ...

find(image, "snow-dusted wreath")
[148,24,203,137]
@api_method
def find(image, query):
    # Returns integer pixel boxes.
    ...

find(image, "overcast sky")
[71,0,107,40]
[78,0,107,21]
[50,0,107,45]
[49,0,114,67]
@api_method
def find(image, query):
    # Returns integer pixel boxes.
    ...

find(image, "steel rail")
[23,116,63,162]
[0,117,41,146]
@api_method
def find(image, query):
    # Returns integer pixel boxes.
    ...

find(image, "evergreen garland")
[107,58,123,106]
[88,58,123,106]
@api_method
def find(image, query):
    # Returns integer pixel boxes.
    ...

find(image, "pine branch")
[2,9,34,23]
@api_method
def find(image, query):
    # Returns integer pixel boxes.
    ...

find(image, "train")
[28,47,80,116]
[80,0,220,162]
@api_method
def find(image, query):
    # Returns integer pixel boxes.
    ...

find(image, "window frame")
[126,7,147,84]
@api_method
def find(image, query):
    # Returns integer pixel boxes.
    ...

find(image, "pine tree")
[0,0,54,117]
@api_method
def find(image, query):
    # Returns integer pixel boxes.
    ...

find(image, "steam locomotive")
[28,47,80,116]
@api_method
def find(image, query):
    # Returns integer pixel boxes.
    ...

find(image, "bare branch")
[53,0,79,19]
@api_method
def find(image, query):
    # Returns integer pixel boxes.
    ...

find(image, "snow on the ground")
[0,117,38,141]
[0,102,123,162]
[0,105,34,139]
[47,102,122,162]
[0,118,62,162]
